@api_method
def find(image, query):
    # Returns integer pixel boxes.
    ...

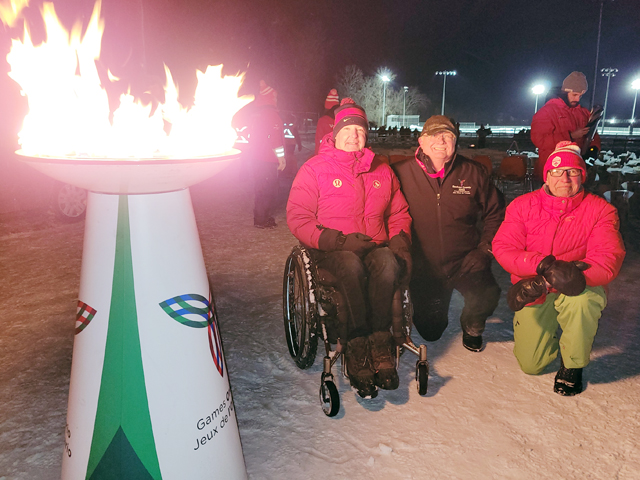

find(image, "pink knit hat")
[333,98,368,138]
[543,141,587,182]
[324,89,339,109]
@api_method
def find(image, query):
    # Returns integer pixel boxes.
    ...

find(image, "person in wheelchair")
[286,99,412,398]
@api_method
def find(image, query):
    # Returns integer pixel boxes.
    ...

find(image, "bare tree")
[336,65,364,100]
[335,65,431,126]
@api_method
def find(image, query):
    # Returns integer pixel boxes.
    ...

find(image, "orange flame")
[1,0,252,159]
[0,0,29,27]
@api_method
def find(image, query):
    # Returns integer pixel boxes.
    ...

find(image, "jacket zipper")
[436,191,446,266]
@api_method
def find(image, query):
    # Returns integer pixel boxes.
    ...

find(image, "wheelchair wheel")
[283,246,318,369]
[416,362,429,396]
[319,378,340,417]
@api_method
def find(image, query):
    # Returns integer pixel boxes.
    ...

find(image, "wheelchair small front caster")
[416,361,429,396]
[319,375,340,417]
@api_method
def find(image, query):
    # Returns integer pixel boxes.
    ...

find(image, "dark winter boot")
[346,337,377,398]
[554,359,583,396]
[462,331,483,352]
[369,331,399,390]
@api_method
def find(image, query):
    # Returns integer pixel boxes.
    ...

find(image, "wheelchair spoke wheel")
[282,248,317,369]
[319,379,340,417]
[416,362,429,396]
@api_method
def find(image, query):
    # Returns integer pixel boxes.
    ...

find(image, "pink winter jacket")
[492,188,625,303]
[287,135,411,249]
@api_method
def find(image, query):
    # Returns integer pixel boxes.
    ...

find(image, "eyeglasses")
[548,168,582,178]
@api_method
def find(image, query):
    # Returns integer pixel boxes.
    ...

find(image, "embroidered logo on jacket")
[373,180,381,189]
[452,179,471,195]
[333,179,342,188]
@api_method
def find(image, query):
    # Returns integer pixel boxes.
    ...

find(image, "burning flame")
[1,0,252,159]
[0,0,29,27]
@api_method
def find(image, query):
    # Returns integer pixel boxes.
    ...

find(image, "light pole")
[435,70,456,115]
[629,79,640,134]
[380,75,390,126]
[532,84,546,113]
[403,86,408,127]
[600,67,617,134]
[590,0,605,109]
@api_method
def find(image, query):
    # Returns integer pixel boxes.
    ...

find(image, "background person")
[492,141,625,396]
[531,71,601,181]
[392,115,505,352]
[281,112,303,179]
[314,88,339,155]
[476,124,492,148]
[249,80,286,228]
[287,99,412,398]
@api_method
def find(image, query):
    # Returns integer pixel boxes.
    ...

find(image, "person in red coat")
[492,141,625,396]
[531,72,601,181]
[287,99,412,398]
[314,89,339,155]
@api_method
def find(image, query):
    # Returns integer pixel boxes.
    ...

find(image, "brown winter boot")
[346,336,377,398]
[369,331,399,390]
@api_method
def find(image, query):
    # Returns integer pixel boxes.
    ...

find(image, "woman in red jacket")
[492,141,625,396]
[287,99,412,398]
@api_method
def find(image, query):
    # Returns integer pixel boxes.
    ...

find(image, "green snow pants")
[512,286,607,374]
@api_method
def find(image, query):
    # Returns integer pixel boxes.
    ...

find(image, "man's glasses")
[548,168,582,178]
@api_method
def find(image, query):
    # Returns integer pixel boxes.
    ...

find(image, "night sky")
[2,0,640,126]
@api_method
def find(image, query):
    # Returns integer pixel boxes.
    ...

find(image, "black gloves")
[536,255,590,296]
[317,228,376,257]
[342,233,376,257]
[317,228,342,251]
[507,276,547,311]
[389,231,412,284]
[507,255,591,311]
[460,245,492,274]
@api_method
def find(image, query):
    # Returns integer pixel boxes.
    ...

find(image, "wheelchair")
[283,244,429,417]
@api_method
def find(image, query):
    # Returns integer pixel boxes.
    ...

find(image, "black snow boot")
[369,331,399,390]
[462,331,483,352]
[346,336,377,398]
[554,359,583,396]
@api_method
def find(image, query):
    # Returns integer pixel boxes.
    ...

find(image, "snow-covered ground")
[1,148,639,480]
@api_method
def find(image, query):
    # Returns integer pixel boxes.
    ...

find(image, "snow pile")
[1,156,639,479]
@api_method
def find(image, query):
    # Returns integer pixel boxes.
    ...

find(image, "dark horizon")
[2,0,640,126]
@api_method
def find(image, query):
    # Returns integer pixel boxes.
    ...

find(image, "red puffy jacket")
[314,115,334,155]
[531,98,601,180]
[287,134,411,249]
[492,188,625,304]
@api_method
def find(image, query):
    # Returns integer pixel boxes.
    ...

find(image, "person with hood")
[249,80,286,228]
[314,88,339,155]
[392,115,505,352]
[492,141,625,396]
[531,71,601,181]
[287,99,412,398]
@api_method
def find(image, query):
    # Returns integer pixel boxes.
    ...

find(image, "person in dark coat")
[249,80,285,228]
[392,115,505,352]
[476,124,492,148]
[281,112,303,179]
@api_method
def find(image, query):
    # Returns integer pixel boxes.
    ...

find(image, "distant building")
[386,115,421,129]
